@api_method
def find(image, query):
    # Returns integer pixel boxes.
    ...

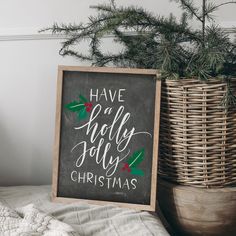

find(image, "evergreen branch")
[91,0,116,12]
[39,0,236,85]
[211,1,236,11]
[92,53,129,67]
[204,1,236,20]
[110,0,116,9]
[180,12,188,28]
[204,2,218,21]
[89,31,105,61]
[59,49,92,61]
[172,0,202,22]
[202,0,206,46]
[39,23,87,34]
[113,29,161,68]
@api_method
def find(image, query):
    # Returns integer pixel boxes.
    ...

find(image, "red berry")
[128,168,131,173]
[88,103,92,107]
[124,163,129,168]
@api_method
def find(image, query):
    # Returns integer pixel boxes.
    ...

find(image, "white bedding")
[0,185,169,236]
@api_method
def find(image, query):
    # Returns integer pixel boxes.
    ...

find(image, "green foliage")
[77,107,88,120]
[65,101,84,112]
[41,0,236,83]
[130,168,144,176]
[66,95,90,121]
[127,149,145,176]
[127,148,145,168]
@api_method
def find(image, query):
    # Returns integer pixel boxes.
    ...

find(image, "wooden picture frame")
[52,66,161,211]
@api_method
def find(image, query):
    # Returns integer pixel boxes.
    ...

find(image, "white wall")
[0,0,235,186]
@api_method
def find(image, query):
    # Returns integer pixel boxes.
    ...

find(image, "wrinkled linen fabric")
[0,202,76,236]
[0,185,169,236]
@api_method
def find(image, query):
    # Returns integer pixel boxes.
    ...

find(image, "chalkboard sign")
[52,66,161,211]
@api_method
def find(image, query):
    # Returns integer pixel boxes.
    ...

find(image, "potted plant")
[42,0,236,235]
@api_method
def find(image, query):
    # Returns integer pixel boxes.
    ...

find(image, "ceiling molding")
[0,27,235,42]
[0,33,66,41]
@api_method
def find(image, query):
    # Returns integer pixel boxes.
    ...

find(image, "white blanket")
[0,185,169,236]
[0,203,76,236]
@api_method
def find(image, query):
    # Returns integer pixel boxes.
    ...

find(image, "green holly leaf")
[131,168,144,176]
[78,107,87,120]
[66,94,90,122]
[79,95,87,103]
[127,148,145,168]
[66,101,84,112]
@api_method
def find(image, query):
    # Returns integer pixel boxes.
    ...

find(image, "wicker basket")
[159,78,236,188]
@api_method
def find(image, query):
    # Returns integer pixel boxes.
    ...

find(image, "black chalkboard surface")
[52,66,161,211]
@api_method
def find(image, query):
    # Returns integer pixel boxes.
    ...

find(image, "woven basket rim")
[163,77,236,83]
